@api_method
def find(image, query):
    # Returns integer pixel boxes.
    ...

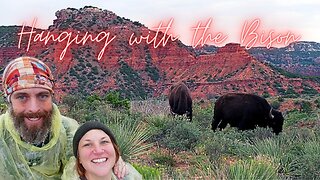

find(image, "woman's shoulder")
[123,162,143,180]
[61,156,79,180]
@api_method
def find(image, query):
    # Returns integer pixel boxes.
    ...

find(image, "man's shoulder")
[60,115,79,132]
[61,115,78,124]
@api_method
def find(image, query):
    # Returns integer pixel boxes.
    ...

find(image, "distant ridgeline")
[0,6,319,100]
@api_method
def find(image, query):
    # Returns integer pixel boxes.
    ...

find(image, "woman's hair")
[73,121,121,177]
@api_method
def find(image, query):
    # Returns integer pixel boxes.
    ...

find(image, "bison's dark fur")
[212,93,284,134]
[169,82,193,121]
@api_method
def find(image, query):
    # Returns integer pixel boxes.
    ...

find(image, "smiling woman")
[62,121,142,180]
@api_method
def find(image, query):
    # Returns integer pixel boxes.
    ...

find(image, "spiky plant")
[101,116,153,161]
[228,155,279,180]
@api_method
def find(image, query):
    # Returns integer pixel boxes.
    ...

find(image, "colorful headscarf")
[2,57,54,100]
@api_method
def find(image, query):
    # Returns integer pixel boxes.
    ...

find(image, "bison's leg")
[211,116,221,131]
[217,119,228,130]
[186,109,193,122]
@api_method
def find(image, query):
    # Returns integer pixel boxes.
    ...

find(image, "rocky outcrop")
[0,7,319,100]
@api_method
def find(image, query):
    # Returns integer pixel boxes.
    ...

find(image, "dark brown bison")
[169,82,193,121]
[212,93,284,134]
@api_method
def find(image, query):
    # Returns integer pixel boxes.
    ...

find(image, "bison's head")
[269,109,284,135]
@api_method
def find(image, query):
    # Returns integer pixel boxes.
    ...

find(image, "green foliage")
[262,91,270,98]
[192,155,223,179]
[132,164,162,180]
[274,82,285,94]
[315,97,320,108]
[302,84,318,94]
[91,66,99,75]
[284,86,299,98]
[133,21,143,27]
[300,141,320,178]
[0,94,7,113]
[284,110,314,127]
[118,60,149,99]
[192,103,214,129]
[298,100,312,113]
[151,151,175,167]
[0,26,20,46]
[86,93,102,103]
[104,91,130,110]
[158,118,202,152]
[145,63,160,82]
[204,128,256,162]
[228,156,279,180]
[238,137,283,159]
[270,100,281,109]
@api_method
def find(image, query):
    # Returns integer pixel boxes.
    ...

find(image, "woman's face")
[78,129,117,178]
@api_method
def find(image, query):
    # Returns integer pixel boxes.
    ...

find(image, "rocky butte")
[0,6,319,100]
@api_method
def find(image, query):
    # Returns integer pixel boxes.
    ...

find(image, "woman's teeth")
[92,158,107,163]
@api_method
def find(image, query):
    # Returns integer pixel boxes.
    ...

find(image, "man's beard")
[10,108,53,145]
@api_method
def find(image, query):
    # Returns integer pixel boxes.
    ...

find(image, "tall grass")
[228,155,279,180]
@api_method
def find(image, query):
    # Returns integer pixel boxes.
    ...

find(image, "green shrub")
[284,110,306,127]
[160,119,202,152]
[192,154,226,179]
[146,115,172,142]
[315,97,320,108]
[192,103,213,129]
[228,155,279,180]
[62,94,81,109]
[277,128,320,178]
[300,141,320,178]
[239,137,283,159]
[151,151,175,167]
[132,164,162,179]
[270,100,281,109]
[302,102,313,113]
[204,128,248,162]
[104,91,130,110]
[0,94,7,113]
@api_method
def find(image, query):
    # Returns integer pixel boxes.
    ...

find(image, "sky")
[1,0,320,47]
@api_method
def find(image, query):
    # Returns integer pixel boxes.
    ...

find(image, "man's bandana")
[2,57,54,100]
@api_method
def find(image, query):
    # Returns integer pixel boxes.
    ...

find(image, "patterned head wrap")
[2,57,54,101]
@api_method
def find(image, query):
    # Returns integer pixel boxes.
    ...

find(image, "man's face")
[10,88,53,144]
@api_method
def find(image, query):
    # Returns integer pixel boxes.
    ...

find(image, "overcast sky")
[1,0,319,47]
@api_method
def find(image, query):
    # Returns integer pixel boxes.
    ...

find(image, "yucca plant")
[193,155,227,180]
[251,138,283,159]
[228,155,279,180]
[300,140,320,179]
[102,116,153,161]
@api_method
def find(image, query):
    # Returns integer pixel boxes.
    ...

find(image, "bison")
[169,82,193,121]
[212,93,284,134]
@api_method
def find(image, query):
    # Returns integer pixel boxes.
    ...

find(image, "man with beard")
[0,57,127,179]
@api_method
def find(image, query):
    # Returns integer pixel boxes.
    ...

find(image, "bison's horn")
[269,107,274,119]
